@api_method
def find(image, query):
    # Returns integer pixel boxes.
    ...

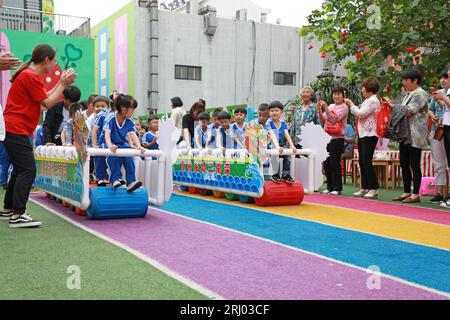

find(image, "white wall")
[133,8,341,115]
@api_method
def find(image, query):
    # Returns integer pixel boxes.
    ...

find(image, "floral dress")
[290,103,320,145]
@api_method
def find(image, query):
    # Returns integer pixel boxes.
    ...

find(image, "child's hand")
[291,147,298,155]
[109,145,118,153]
[138,146,146,154]
[278,147,284,155]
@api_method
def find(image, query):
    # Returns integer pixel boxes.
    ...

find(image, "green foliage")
[301,0,450,94]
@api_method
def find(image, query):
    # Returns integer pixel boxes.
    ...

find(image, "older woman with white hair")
[288,86,324,146]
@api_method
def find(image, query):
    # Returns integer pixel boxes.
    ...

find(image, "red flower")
[433,79,439,85]
[355,53,362,60]
[406,47,415,54]
[341,31,348,41]
[321,51,327,58]
[359,42,365,47]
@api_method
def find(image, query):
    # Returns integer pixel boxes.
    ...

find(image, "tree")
[300,0,450,94]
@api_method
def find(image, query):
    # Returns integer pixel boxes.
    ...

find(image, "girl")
[91,97,115,186]
[105,94,145,192]
[0,44,77,228]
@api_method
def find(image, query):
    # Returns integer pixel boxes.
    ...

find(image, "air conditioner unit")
[203,7,217,36]
[56,30,67,36]
[148,108,158,115]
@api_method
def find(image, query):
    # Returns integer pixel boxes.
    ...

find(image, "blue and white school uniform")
[231,123,246,149]
[104,114,137,185]
[207,124,219,149]
[93,109,114,180]
[267,119,291,175]
[194,125,209,148]
[142,131,159,160]
[217,127,234,149]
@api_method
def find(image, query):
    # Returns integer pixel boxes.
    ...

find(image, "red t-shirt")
[3,67,48,136]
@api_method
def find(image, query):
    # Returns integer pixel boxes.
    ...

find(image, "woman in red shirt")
[0,44,77,228]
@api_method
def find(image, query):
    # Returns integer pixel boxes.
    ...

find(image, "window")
[274,72,296,86]
[175,65,202,81]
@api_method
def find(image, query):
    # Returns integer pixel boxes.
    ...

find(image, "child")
[251,103,270,129]
[105,94,145,192]
[61,103,83,146]
[205,109,221,150]
[267,101,297,184]
[194,112,212,149]
[231,108,247,149]
[142,116,159,151]
[216,111,245,151]
[91,97,115,186]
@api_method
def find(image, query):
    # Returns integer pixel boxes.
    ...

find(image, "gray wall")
[134,8,333,115]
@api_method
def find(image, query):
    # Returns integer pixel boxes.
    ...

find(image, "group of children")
[189,101,297,184]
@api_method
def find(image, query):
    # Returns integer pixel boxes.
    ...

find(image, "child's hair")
[148,115,159,123]
[217,111,231,120]
[269,101,284,111]
[114,94,137,114]
[79,100,88,110]
[88,94,98,105]
[93,95,110,107]
[258,103,269,112]
[212,108,222,118]
[199,112,211,121]
[234,108,247,115]
[11,44,56,83]
[69,103,83,118]
[63,86,81,103]
[331,85,347,98]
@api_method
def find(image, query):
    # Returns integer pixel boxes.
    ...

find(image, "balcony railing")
[0,6,91,38]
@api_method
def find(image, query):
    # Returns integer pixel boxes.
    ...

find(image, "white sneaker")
[127,181,143,193]
[440,200,450,209]
[112,181,122,189]
[353,190,368,197]
[97,180,108,187]
[320,190,331,194]
[330,191,342,196]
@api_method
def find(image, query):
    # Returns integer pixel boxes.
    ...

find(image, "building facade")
[92,0,341,116]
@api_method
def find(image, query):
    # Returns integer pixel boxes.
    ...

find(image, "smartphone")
[429,87,437,94]
[315,92,321,102]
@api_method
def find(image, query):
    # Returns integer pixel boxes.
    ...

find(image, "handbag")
[324,110,344,135]
[433,127,444,141]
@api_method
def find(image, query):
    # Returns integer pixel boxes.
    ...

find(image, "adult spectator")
[343,123,356,160]
[288,86,322,147]
[0,44,77,228]
[318,85,349,196]
[346,77,381,199]
[42,85,81,145]
[391,70,429,204]
[182,100,206,149]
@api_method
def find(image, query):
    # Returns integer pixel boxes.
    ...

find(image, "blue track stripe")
[162,195,450,293]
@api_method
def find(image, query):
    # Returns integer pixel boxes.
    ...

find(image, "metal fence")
[0,6,90,38]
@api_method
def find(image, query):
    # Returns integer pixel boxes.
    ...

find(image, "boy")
[267,101,297,184]
[231,108,247,149]
[216,111,245,152]
[194,112,212,149]
[142,116,159,151]
[205,109,221,150]
[251,103,270,129]
[61,103,83,146]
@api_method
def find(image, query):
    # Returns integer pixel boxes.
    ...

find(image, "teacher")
[0,44,77,228]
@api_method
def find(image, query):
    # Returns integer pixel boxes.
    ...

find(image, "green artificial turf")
[320,181,450,212]
[0,192,208,300]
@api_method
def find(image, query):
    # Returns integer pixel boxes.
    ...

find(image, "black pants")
[399,142,422,195]
[3,133,36,214]
[443,126,450,168]
[358,136,379,190]
[324,139,344,192]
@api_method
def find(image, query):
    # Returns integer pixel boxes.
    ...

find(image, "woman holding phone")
[0,44,77,228]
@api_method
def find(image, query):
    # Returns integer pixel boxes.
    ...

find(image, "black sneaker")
[271,174,281,184]
[9,213,42,228]
[282,174,295,184]
[127,181,143,193]
[0,210,14,221]
[428,194,444,204]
